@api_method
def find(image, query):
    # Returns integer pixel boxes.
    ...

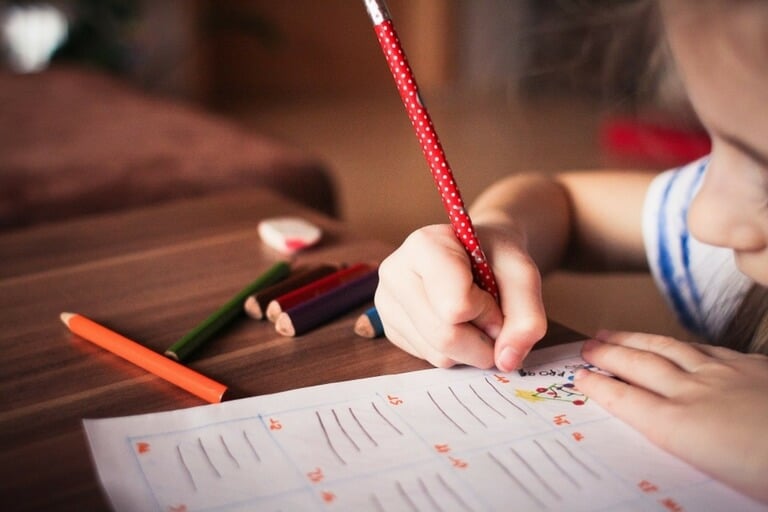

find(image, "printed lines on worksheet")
[310,401,407,466]
[315,402,404,466]
[367,472,475,512]
[87,347,763,512]
[382,374,540,448]
[176,430,261,491]
[424,378,529,435]
[293,376,537,475]
[125,367,616,511]
[173,432,265,491]
[327,466,481,512]
[129,418,309,511]
[460,435,610,511]
[318,432,611,512]
[173,431,261,491]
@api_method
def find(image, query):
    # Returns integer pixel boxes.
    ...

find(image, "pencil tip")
[164,350,179,361]
[265,301,281,323]
[243,296,262,320]
[275,313,296,337]
[60,312,74,325]
[353,315,374,338]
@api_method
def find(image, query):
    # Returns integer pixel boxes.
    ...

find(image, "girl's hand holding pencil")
[375,223,547,372]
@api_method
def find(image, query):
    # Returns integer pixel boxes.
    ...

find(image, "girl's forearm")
[470,173,571,274]
[470,171,652,274]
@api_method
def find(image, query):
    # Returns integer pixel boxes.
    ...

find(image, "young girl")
[374,0,768,503]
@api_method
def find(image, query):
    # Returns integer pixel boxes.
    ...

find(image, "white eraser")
[258,217,322,254]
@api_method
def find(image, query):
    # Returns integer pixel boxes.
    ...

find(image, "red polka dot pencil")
[362,0,499,302]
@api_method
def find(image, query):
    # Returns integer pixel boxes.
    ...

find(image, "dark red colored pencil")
[244,263,338,320]
[275,269,379,337]
[265,262,373,322]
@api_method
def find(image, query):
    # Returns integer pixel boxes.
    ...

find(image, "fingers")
[374,291,458,367]
[374,293,494,369]
[377,274,495,368]
[580,333,709,397]
[408,228,503,335]
[375,227,496,368]
[375,223,546,371]
[493,250,547,372]
[573,369,673,449]
[688,342,746,360]
[592,330,712,372]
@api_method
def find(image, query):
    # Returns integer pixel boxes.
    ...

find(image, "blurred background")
[0,0,710,340]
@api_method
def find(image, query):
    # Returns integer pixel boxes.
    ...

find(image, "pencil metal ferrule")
[363,0,391,25]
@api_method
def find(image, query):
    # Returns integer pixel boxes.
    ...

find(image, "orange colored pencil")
[60,312,227,403]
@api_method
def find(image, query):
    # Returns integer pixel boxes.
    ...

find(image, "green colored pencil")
[165,261,291,361]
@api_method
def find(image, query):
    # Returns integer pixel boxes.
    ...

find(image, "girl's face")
[662,1,768,285]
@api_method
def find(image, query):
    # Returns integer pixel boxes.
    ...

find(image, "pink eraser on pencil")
[258,217,322,254]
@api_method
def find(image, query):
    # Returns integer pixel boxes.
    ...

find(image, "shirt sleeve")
[641,156,752,341]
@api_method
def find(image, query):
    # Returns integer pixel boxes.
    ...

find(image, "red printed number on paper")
[307,467,324,483]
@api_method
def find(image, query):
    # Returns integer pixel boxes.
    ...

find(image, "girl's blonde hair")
[524,1,662,103]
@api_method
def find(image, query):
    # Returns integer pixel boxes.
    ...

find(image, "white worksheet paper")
[83,342,764,511]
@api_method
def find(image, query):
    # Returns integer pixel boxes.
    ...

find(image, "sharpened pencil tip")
[354,315,375,338]
[60,312,74,325]
[243,296,262,320]
[265,301,281,323]
[164,350,179,361]
[275,313,296,337]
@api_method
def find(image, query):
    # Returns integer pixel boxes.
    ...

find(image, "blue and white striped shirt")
[642,157,753,341]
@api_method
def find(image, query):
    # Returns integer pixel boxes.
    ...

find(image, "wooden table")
[0,189,582,511]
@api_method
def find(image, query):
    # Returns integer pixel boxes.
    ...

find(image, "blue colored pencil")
[354,306,384,339]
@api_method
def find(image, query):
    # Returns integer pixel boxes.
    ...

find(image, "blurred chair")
[0,65,337,231]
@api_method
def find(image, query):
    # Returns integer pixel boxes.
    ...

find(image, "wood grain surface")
[0,188,583,511]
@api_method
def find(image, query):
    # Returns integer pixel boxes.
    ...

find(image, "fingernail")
[574,367,591,379]
[572,368,590,390]
[581,338,598,351]
[594,329,613,341]
[497,346,520,372]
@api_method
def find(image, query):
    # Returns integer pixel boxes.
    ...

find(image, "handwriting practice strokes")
[84,342,765,511]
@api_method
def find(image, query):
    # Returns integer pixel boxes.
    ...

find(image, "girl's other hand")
[575,331,768,504]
